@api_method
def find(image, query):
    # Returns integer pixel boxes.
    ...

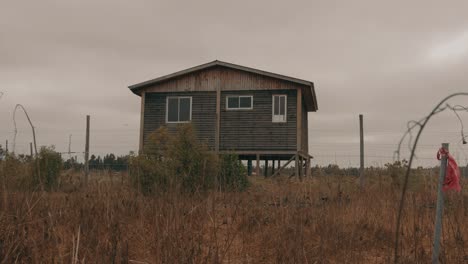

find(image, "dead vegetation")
[0,167,467,263]
[0,122,466,263]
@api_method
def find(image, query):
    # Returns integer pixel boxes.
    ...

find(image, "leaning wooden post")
[432,143,449,264]
[29,142,33,157]
[359,114,365,189]
[84,115,90,187]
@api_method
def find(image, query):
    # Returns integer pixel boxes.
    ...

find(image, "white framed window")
[166,96,192,123]
[226,95,253,110]
[272,94,287,122]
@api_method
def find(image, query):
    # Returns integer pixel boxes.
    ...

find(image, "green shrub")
[218,153,249,191]
[167,124,219,193]
[0,154,33,190]
[130,124,249,195]
[144,126,171,159]
[129,154,169,195]
[131,124,218,194]
[0,146,62,191]
[36,146,63,190]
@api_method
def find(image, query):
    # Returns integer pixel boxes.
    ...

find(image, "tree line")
[63,152,134,171]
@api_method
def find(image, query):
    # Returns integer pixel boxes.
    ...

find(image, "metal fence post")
[432,143,449,263]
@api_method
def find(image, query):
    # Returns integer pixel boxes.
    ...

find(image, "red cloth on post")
[436,148,462,192]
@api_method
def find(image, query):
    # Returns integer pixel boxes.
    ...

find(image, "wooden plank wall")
[140,66,312,153]
[219,89,297,151]
[144,67,221,93]
[139,91,146,152]
[143,92,216,149]
[302,100,309,153]
[143,66,307,93]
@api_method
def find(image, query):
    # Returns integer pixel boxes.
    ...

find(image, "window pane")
[167,98,179,122]
[239,97,252,108]
[280,96,286,115]
[274,96,280,115]
[227,97,239,108]
[179,98,191,122]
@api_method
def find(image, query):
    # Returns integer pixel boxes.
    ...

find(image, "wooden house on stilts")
[129,60,318,178]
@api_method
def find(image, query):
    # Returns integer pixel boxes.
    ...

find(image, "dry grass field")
[0,169,467,263]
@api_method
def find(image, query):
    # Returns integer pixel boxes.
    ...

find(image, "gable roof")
[129,60,318,111]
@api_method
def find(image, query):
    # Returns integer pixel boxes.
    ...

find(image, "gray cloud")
[1,0,468,166]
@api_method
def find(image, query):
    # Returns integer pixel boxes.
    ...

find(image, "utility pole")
[30,143,33,157]
[5,140,8,154]
[432,143,449,263]
[84,115,90,187]
[359,114,365,189]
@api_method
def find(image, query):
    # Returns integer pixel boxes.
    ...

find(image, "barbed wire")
[393,92,468,263]
[394,103,468,161]
[451,105,468,144]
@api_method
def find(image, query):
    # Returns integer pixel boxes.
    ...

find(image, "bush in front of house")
[129,154,169,195]
[218,153,249,191]
[166,124,219,193]
[130,124,248,194]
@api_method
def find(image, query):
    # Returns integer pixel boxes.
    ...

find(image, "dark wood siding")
[220,90,297,151]
[144,67,221,93]
[301,102,308,152]
[143,66,309,93]
[143,92,216,149]
[138,66,315,154]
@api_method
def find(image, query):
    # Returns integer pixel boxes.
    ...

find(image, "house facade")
[129,60,318,177]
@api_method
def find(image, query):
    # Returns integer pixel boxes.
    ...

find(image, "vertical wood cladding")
[143,92,216,149]
[140,66,313,153]
[143,66,307,93]
[301,102,309,152]
[220,90,297,151]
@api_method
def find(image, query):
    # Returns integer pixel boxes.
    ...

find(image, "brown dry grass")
[0,170,467,263]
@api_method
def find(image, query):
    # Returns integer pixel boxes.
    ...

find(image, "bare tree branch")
[12,104,42,188]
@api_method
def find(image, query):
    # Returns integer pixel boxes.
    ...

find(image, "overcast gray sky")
[1,0,468,167]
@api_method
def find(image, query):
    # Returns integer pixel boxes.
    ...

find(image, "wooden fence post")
[359,114,365,189]
[84,115,90,187]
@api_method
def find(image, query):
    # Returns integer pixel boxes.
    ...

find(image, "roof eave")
[310,82,318,111]
[129,86,142,96]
